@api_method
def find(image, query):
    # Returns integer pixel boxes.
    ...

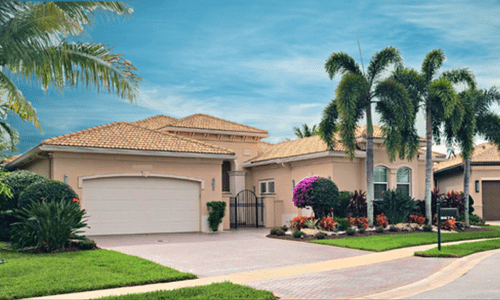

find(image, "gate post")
[255,194,259,228]
[234,196,238,229]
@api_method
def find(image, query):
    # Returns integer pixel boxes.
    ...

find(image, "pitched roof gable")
[132,115,178,130]
[41,122,234,155]
[434,142,500,172]
[169,114,268,134]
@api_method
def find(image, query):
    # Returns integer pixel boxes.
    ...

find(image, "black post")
[235,196,238,229]
[255,194,259,228]
[437,202,441,251]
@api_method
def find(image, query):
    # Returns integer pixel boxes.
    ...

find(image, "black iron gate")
[230,189,265,228]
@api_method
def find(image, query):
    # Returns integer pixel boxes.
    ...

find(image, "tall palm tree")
[0,103,19,156]
[319,47,415,226]
[390,49,476,224]
[293,124,318,138]
[0,1,141,132]
[443,87,500,224]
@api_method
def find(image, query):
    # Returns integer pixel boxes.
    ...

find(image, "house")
[434,142,500,220]
[5,114,446,235]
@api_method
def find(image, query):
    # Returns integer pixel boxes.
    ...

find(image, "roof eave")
[243,150,366,168]
[162,126,269,138]
[5,146,44,169]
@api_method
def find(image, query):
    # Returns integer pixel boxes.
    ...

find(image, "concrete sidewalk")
[28,238,499,300]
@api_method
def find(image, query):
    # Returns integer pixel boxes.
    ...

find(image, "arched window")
[374,166,388,200]
[397,167,411,196]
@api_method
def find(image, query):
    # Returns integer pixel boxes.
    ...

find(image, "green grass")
[415,238,500,257]
[310,225,500,252]
[96,282,276,300]
[0,246,196,300]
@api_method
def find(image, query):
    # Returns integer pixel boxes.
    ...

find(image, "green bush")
[358,227,366,234]
[281,225,288,232]
[389,225,399,232]
[315,232,326,239]
[346,228,356,236]
[292,177,339,220]
[0,170,47,241]
[270,228,278,235]
[423,224,433,232]
[293,230,304,238]
[376,226,384,233]
[10,199,87,251]
[276,228,285,236]
[335,191,352,218]
[335,217,349,231]
[18,180,79,209]
[469,214,485,225]
[206,201,226,231]
[346,190,367,218]
[374,190,417,224]
[74,238,97,250]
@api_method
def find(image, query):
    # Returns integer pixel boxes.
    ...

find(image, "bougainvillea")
[292,176,339,219]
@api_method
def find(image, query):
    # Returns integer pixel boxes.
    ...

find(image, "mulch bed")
[267,226,492,242]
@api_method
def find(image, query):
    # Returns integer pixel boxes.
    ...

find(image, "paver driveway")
[90,228,369,277]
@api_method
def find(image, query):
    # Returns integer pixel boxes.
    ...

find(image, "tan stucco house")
[434,142,500,220]
[5,114,446,235]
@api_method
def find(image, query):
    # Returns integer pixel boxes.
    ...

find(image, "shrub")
[281,225,288,232]
[73,238,97,250]
[315,232,326,239]
[335,217,349,231]
[289,215,314,230]
[276,228,285,236]
[469,214,485,225]
[0,170,47,241]
[410,214,426,225]
[375,213,388,227]
[335,191,352,218]
[319,216,337,231]
[346,190,367,218]
[270,228,279,235]
[305,218,318,229]
[206,201,226,231]
[423,224,433,232]
[415,189,475,218]
[18,180,79,209]
[358,227,366,234]
[374,190,417,224]
[376,226,385,233]
[440,218,456,230]
[346,217,369,229]
[292,176,340,219]
[293,230,304,238]
[10,199,87,251]
[346,228,356,236]
[389,225,399,232]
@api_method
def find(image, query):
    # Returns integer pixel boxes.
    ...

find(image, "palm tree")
[0,1,141,132]
[319,47,415,226]
[390,49,476,224]
[0,104,19,156]
[293,124,318,138]
[443,87,500,224]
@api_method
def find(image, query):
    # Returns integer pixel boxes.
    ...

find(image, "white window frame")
[396,167,411,197]
[259,179,275,194]
[374,166,388,200]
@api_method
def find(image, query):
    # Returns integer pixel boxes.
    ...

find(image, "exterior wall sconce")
[292,179,295,188]
[212,178,215,191]
[475,180,480,193]
[328,176,331,180]
[64,174,68,184]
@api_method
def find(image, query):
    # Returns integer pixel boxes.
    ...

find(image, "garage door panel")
[82,176,200,235]
[482,181,500,221]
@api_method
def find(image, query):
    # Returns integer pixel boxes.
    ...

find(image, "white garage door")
[82,176,200,235]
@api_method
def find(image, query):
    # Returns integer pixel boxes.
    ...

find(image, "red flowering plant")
[319,216,337,231]
[346,217,369,229]
[410,214,426,225]
[289,216,314,230]
[433,214,456,230]
[375,213,388,227]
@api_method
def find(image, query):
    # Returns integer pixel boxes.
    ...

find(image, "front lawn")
[0,246,196,300]
[414,238,500,258]
[310,225,500,251]
[96,282,276,300]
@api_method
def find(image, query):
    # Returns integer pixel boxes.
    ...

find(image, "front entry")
[230,189,265,228]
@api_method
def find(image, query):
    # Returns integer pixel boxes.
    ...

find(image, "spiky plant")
[293,123,318,138]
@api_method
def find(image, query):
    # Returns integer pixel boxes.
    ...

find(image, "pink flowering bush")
[292,176,339,219]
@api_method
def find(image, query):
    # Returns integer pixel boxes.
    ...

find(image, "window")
[222,160,231,192]
[260,179,275,194]
[374,166,388,200]
[396,167,411,196]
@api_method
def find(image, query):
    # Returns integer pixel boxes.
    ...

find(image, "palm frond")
[428,77,457,119]
[293,126,304,138]
[367,46,404,86]
[476,113,500,150]
[0,70,40,129]
[444,96,474,160]
[318,100,339,149]
[53,1,133,26]
[441,68,477,91]
[390,67,426,114]
[325,52,362,79]
[421,49,446,85]
[0,120,19,155]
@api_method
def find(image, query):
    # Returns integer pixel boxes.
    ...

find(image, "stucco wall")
[23,151,227,231]
[24,158,50,179]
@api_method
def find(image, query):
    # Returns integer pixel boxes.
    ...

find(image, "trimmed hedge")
[18,180,79,209]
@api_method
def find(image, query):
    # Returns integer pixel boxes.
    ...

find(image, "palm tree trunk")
[463,158,471,225]
[425,105,433,225]
[366,107,374,227]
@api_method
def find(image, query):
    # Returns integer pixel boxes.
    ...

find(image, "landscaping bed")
[414,238,500,258]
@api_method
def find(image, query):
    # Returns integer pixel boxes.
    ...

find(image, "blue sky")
[8,0,500,154]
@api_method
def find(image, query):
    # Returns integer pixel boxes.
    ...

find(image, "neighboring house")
[434,142,500,220]
[4,114,446,235]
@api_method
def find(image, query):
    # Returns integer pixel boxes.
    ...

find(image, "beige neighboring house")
[434,142,500,220]
[5,114,446,235]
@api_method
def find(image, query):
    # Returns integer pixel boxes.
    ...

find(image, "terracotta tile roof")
[356,126,426,142]
[41,122,234,155]
[1,154,22,165]
[257,141,274,156]
[169,114,268,134]
[434,143,500,172]
[132,115,178,130]
[418,149,447,158]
